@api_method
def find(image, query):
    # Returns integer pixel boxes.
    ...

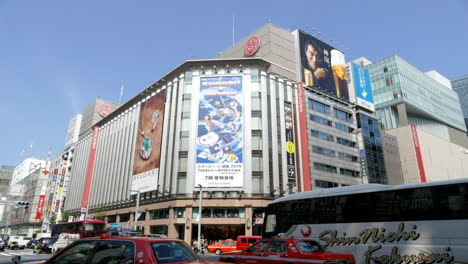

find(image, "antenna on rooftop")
[232,14,235,45]
[119,84,124,104]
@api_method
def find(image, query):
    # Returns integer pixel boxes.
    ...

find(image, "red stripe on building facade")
[411,124,427,183]
[297,83,311,191]
[81,126,100,210]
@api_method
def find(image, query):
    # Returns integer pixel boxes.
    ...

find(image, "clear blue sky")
[1,0,467,166]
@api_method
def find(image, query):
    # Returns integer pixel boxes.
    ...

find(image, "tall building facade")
[366,55,467,147]
[452,74,468,132]
[365,56,468,183]
[64,24,382,243]
[0,158,48,236]
[355,113,387,184]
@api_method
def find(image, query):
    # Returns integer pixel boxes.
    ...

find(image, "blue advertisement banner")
[352,63,375,111]
[196,76,243,188]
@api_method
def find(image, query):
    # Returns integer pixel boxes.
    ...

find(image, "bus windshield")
[262,179,468,263]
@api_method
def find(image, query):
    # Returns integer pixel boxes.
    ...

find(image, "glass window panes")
[310,130,334,142]
[308,99,330,115]
[313,162,337,173]
[310,114,332,127]
[150,209,169,220]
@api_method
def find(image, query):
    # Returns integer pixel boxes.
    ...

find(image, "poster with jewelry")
[132,89,167,192]
[196,76,243,188]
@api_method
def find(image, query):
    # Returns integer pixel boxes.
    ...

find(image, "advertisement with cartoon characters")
[196,76,243,187]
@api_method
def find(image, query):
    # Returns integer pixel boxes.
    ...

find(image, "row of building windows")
[310,129,357,148]
[109,207,248,222]
[313,162,360,177]
[192,207,246,218]
[315,180,338,188]
[312,145,358,162]
[309,99,353,123]
[309,114,355,133]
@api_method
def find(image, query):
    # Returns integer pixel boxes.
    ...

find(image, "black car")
[33,237,58,254]
[26,239,38,249]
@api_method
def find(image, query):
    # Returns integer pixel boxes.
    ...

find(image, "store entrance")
[192,224,244,245]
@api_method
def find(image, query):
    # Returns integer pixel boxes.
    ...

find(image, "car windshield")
[43,238,58,244]
[152,241,198,263]
[296,240,325,253]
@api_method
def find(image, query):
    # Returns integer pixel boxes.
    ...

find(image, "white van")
[8,236,32,249]
[51,233,80,253]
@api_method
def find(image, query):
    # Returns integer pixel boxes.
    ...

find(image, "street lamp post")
[197,184,203,252]
[130,190,141,232]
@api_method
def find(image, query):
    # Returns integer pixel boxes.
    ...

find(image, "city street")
[0,249,50,264]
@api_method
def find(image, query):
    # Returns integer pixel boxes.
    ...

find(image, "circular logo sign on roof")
[99,104,114,117]
[244,36,261,56]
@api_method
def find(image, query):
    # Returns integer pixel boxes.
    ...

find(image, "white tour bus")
[262,179,468,264]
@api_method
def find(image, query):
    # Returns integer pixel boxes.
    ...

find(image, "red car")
[219,238,355,264]
[207,239,237,255]
[13,235,225,264]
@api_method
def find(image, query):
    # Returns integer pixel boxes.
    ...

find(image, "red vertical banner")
[411,125,427,183]
[35,195,45,219]
[81,126,100,211]
[297,83,311,191]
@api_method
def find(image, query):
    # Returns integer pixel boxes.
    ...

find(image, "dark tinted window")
[50,240,134,264]
[90,241,134,264]
[264,182,468,235]
[296,240,324,252]
[42,238,58,244]
[267,241,286,253]
[246,241,269,253]
[49,241,96,264]
[152,241,197,263]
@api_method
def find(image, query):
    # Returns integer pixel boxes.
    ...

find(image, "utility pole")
[197,184,203,252]
[131,190,141,232]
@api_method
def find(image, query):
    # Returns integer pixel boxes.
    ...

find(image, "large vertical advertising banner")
[298,31,349,100]
[132,90,167,192]
[35,186,47,220]
[196,76,243,187]
[284,102,296,183]
[352,63,375,111]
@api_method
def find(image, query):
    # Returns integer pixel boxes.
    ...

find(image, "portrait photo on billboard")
[132,90,166,192]
[299,31,349,100]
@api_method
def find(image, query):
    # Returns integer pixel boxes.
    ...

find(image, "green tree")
[94,206,107,221]
[49,213,57,223]
[60,211,71,222]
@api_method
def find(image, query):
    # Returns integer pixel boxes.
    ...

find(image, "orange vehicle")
[207,239,237,255]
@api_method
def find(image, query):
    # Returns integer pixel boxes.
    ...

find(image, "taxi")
[207,239,237,255]
[14,234,225,264]
[219,238,355,264]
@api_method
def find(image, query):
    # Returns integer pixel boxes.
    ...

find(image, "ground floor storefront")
[90,197,269,244]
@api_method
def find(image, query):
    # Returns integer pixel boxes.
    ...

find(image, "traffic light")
[16,201,29,209]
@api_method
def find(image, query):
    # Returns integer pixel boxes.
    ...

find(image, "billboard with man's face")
[132,90,167,193]
[298,30,349,100]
